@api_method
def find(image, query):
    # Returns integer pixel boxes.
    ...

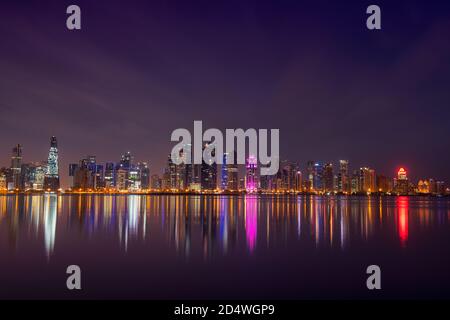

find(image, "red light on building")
[397,167,407,180]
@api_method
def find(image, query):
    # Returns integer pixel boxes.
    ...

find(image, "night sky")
[1,0,450,187]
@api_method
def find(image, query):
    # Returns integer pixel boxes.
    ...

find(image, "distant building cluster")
[0,137,60,192]
[68,152,150,192]
[0,138,448,196]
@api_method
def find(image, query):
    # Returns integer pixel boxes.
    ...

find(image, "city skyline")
[1,1,450,187]
[0,136,447,195]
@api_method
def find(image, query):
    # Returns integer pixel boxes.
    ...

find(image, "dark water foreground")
[0,194,449,299]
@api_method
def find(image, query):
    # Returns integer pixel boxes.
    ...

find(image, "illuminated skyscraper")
[167,154,177,189]
[10,144,22,190]
[138,162,150,190]
[395,167,409,195]
[104,162,115,188]
[226,151,238,191]
[323,163,334,192]
[221,153,229,190]
[245,155,258,193]
[359,167,376,193]
[44,136,60,191]
[338,160,349,193]
[376,174,390,193]
[120,151,133,169]
[201,143,217,191]
[295,170,302,192]
[313,162,324,192]
[128,166,140,191]
[280,161,297,191]
[150,174,161,190]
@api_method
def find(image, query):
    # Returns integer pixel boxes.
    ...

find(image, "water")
[0,194,449,299]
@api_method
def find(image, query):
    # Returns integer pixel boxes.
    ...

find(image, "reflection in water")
[43,195,58,257]
[245,196,257,252]
[0,195,449,259]
[397,196,409,247]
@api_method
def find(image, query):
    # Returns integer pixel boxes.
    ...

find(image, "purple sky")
[1,0,450,187]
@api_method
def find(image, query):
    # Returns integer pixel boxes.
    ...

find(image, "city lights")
[0,137,448,196]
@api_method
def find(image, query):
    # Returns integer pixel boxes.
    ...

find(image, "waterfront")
[0,194,449,299]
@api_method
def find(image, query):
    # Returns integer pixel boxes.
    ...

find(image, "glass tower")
[44,136,60,191]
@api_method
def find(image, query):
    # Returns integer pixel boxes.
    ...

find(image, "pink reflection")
[245,196,257,252]
[397,196,409,247]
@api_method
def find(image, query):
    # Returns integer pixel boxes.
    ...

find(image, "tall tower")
[221,153,229,190]
[338,160,349,193]
[44,136,60,191]
[200,143,217,191]
[11,144,22,190]
[245,155,258,193]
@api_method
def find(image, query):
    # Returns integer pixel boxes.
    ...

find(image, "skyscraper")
[313,162,324,192]
[150,174,161,190]
[245,155,258,193]
[359,167,376,193]
[44,136,60,191]
[221,153,229,190]
[338,160,349,193]
[104,162,115,189]
[10,144,22,190]
[201,143,217,191]
[226,151,238,191]
[120,151,133,169]
[395,167,409,195]
[138,162,150,190]
[295,170,302,192]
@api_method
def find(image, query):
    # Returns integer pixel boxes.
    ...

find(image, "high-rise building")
[69,163,79,188]
[245,155,258,193]
[166,154,178,189]
[0,169,7,190]
[138,162,150,190]
[44,136,60,191]
[116,167,128,191]
[128,166,140,191]
[151,174,161,190]
[104,162,115,189]
[280,161,297,191]
[313,162,324,192]
[10,144,22,190]
[323,163,334,192]
[295,170,302,192]
[260,174,275,192]
[337,160,349,193]
[162,168,171,190]
[19,162,45,191]
[417,179,430,194]
[221,153,229,190]
[221,152,238,191]
[201,144,217,191]
[190,163,202,190]
[94,164,105,189]
[306,160,314,192]
[395,167,409,195]
[359,167,376,193]
[351,170,360,194]
[436,181,446,195]
[120,151,133,169]
[376,174,390,193]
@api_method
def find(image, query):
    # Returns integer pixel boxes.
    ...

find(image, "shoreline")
[0,191,448,197]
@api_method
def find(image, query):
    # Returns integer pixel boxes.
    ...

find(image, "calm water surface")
[1,194,449,299]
